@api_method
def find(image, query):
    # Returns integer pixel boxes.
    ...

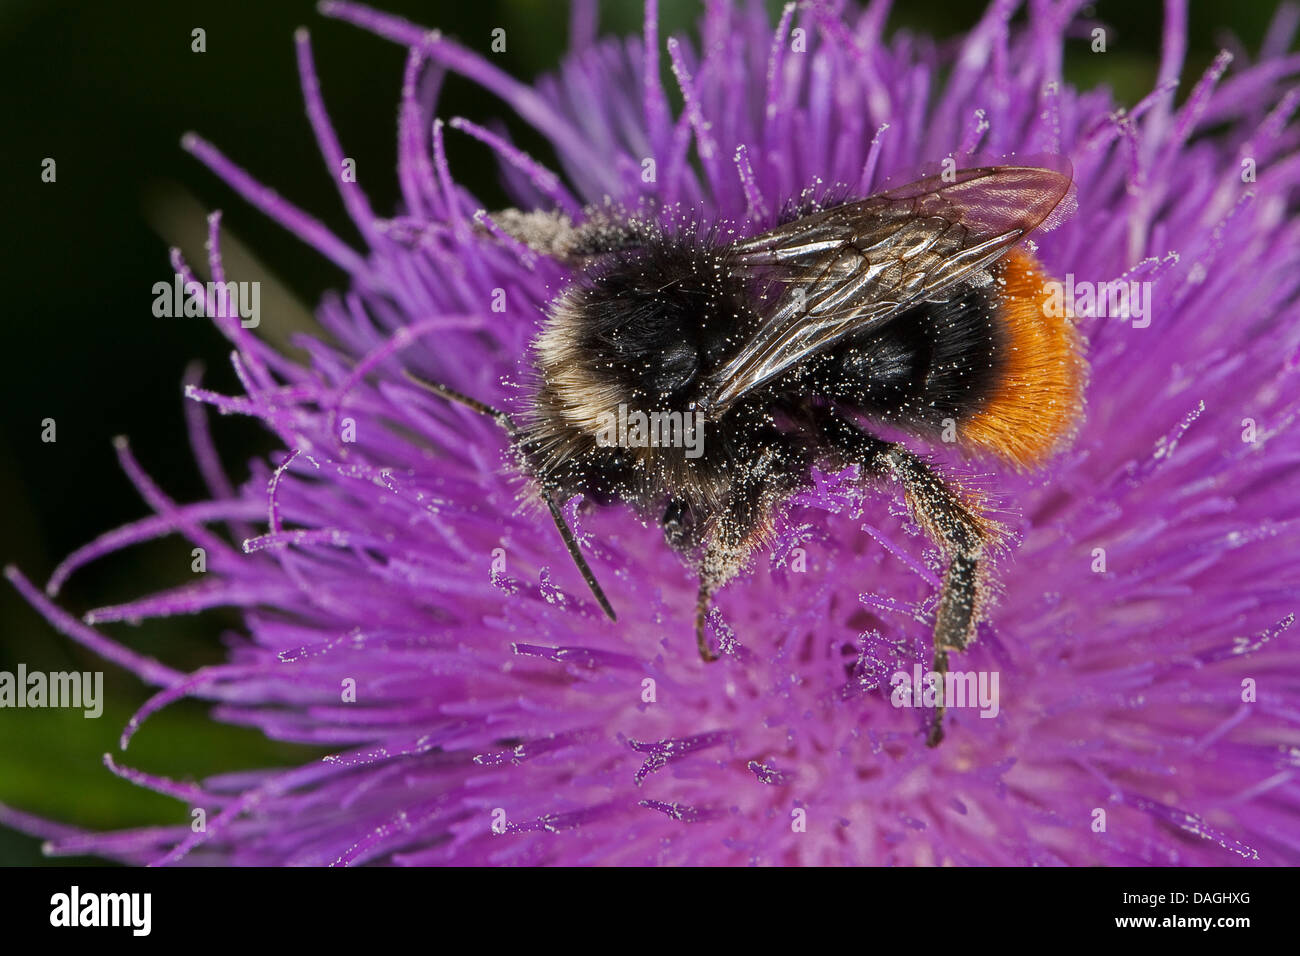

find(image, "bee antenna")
[542,492,618,622]
[403,369,618,622]
[402,369,516,433]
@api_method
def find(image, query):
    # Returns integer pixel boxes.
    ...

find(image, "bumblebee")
[408,164,1085,746]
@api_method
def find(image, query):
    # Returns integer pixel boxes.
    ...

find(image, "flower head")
[4,0,1300,865]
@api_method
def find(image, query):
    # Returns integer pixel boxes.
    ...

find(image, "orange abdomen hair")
[962,248,1088,469]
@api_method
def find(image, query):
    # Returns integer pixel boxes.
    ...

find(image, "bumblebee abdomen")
[821,281,1003,432]
[821,247,1085,469]
[961,248,1087,468]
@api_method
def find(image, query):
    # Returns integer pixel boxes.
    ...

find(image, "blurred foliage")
[0,0,1286,864]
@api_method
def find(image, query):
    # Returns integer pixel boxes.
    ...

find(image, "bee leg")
[487,208,647,261]
[660,500,719,662]
[881,448,986,747]
[691,441,806,662]
[927,649,951,748]
[820,411,989,746]
[661,498,697,552]
[695,576,719,663]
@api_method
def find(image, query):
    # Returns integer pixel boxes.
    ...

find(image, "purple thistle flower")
[4,0,1300,865]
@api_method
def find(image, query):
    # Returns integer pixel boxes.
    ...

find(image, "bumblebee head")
[532,236,750,437]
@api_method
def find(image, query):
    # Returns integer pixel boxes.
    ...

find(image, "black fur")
[814,283,1005,434]
[562,234,758,408]
[526,227,1007,557]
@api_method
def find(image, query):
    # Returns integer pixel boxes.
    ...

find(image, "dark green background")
[0,0,1284,865]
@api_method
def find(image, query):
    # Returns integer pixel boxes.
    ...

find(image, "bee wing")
[705,164,1073,413]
